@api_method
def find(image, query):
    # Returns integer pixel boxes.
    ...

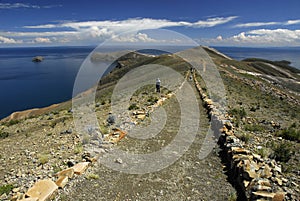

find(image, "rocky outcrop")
[32,56,43,62]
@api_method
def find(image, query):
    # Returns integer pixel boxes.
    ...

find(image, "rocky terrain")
[0,47,299,201]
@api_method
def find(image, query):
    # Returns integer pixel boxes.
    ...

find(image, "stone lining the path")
[193,71,288,201]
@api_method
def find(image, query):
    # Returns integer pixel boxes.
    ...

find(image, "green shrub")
[3,120,19,126]
[147,96,159,105]
[244,124,265,132]
[240,133,251,143]
[255,147,269,158]
[85,173,99,180]
[0,131,9,139]
[277,123,300,142]
[74,144,83,154]
[228,107,247,119]
[0,184,14,195]
[273,142,293,162]
[100,125,109,135]
[38,154,50,165]
[128,103,139,110]
[227,191,237,201]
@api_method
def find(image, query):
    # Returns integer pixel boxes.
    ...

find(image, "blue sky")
[0,0,300,47]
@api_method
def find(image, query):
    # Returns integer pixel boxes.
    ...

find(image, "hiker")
[156,78,161,93]
[189,75,193,81]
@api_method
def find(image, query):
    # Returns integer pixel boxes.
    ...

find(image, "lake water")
[0,46,299,119]
[213,46,300,70]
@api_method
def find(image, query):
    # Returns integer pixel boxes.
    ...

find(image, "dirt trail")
[61,77,236,201]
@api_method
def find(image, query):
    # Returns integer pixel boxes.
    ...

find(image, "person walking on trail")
[156,78,161,93]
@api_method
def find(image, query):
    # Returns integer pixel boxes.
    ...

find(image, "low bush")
[0,131,9,139]
[0,184,14,195]
[273,142,293,162]
[128,103,139,110]
[277,123,300,142]
[244,124,265,132]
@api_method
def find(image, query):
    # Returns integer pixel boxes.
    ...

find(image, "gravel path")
[61,78,236,201]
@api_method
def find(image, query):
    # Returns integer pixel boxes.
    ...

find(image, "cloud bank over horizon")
[1,16,300,47]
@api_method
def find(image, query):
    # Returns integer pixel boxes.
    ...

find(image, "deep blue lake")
[0,46,299,119]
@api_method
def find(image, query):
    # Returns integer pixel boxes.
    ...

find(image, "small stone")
[257,179,271,187]
[12,187,20,193]
[274,165,282,173]
[252,191,275,198]
[260,165,272,178]
[136,114,146,120]
[275,178,283,186]
[115,158,123,164]
[55,176,68,188]
[244,180,250,188]
[272,192,285,201]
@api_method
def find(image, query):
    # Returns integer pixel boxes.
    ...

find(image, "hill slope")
[0,47,299,201]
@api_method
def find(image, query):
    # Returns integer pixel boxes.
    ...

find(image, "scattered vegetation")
[52,164,62,174]
[273,142,293,162]
[128,103,139,110]
[74,144,83,154]
[147,96,159,105]
[227,191,237,201]
[100,125,109,135]
[82,134,90,145]
[255,147,269,158]
[38,154,50,165]
[85,173,99,180]
[239,132,251,143]
[0,131,9,139]
[0,184,14,195]
[228,107,247,127]
[229,107,247,119]
[3,119,20,127]
[277,123,300,142]
[244,124,265,132]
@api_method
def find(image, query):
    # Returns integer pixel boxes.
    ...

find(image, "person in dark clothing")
[156,78,161,93]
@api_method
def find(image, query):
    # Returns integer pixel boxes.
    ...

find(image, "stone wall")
[193,72,287,201]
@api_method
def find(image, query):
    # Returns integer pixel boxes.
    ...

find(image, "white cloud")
[3,17,236,45]
[24,17,237,30]
[234,19,300,28]
[234,22,279,28]
[285,19,300,25]
[0,35,22,44]
[192,16,238,27]
[0,31,77,37]
[112,33,158,43]
[216,35,223,41]
[33,37,51,43]
[207,29,300,46]
[0,3,61,9]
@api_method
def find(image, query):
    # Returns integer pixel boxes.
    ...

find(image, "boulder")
[72,162,90,175]
[25,179,58,201]
[55,167,74,178]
